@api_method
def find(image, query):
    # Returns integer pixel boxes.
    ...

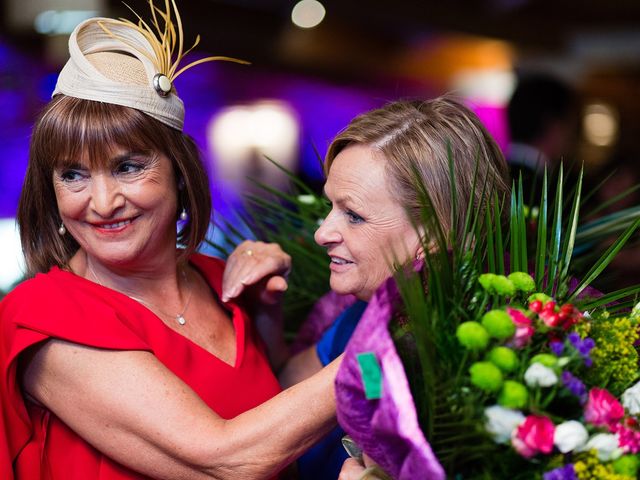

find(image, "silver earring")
[179,208,189,221]
[58,223,66,235]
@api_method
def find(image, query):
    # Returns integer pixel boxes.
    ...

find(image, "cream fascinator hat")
[53,0,245,131]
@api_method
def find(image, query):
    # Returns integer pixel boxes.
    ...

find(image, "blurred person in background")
[507,73,580,201]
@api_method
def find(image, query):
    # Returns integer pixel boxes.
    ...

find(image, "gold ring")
[245,249,253,256]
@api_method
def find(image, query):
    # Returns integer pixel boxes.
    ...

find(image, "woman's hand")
[222,240,292,372]
[338,455,388,480]
[222,240,291,305]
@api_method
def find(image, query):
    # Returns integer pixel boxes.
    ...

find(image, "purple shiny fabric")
[335,276,445,480]
[290,290,357,354]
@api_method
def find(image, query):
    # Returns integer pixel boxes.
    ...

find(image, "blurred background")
[1,0,640,292]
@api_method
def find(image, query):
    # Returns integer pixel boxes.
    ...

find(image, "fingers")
[362,453,375,468]
[338,458,365,480]
[259,276,289,305]
[222,240,291,302]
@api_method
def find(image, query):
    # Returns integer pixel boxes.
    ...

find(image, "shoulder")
[1,269,65,314]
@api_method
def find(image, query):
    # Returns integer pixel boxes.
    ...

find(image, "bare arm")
[22,339,339,480]
[278,346,323,389]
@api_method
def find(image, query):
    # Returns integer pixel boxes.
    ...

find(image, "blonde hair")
[325,97,510,242]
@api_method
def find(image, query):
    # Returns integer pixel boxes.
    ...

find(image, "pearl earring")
[58,223,66,235]
[179,208,189,221]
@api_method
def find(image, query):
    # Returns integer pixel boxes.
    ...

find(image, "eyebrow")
[323,190,358,208]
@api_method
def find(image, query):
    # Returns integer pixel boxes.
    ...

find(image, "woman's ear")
[177,177,186,191]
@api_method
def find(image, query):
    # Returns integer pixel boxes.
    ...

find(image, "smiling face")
[53,147,179,271]
[314,144,421,301]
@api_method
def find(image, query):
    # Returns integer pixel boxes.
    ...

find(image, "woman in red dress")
[0,2,339,478]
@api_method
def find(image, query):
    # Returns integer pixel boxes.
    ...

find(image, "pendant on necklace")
[177,315,186,325]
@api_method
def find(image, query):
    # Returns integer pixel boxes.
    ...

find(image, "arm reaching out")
[22,339,341,480]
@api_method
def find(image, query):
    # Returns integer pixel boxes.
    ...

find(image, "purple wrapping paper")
[290,290,357,354]
[335,276,445,480]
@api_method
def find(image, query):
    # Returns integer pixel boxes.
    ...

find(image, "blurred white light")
[291,0,326,29]
[583,103,618,147]
[34,10,98,35]
[208,101,299,183]
[451,69,516,105]
[0,219,25,293]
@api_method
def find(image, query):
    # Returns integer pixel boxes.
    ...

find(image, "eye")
[115,160,145,175]
[59,168,85,182]
[346,209,364,224]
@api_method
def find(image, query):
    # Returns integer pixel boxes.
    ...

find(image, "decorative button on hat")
[153,73,173,97]
[53,0,248,131]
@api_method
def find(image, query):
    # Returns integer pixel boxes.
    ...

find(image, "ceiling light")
[291,0,326,29]
[583,103,618,147]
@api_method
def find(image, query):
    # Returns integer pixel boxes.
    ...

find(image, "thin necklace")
[86,263,193,326]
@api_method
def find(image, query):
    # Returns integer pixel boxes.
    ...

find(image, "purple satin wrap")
[334,276,445,480]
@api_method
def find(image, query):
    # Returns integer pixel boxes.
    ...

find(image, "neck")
[71,249,187,307]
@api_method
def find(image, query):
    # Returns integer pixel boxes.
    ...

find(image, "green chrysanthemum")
[498,380,528,409]
[456,321,490,351]
[488,346,519,373]
[469,362,503,392]
[481,310,515,340]
[530,353,557,368]
[508,272,535,293]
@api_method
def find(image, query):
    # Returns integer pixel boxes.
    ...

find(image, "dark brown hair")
[325,97,510,244]
[19,95,211,275]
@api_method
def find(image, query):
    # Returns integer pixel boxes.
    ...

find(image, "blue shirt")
[297,300,367,480]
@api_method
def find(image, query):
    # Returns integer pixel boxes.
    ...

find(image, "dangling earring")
[179,207,189,221]
[58,223,66,235]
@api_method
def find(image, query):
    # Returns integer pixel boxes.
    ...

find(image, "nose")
[314,210,342,247]
[89,174,125,218]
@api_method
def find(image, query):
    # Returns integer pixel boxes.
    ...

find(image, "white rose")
[524,363,558,388]
[553,421,588,453]
[622,381,640,415]
[582,433,622,462]
[484,405,525,444]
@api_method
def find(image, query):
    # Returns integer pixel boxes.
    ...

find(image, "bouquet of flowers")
[334,169,640,479]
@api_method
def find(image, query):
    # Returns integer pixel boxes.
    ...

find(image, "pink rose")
[507,308,534,348]
[511,415,555,458]
[584,388,624,429]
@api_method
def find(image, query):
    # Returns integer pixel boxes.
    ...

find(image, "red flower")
[511,415,555,458]
[584,388,625,429]
[506,308,534,348]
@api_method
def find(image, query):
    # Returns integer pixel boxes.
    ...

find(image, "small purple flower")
[543,464,577,480]
[550,340,564,356]
[562,371,587,404]
[567,332,581,345]
[567,333,595,366]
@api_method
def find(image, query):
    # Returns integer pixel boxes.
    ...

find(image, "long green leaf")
[569,217,640,300]
[534,169,548,288]
[547,165,564,292]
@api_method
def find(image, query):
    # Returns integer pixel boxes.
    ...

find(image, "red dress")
[0,254,282,479]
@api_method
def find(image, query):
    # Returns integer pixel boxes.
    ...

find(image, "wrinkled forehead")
[325,144,391,197]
